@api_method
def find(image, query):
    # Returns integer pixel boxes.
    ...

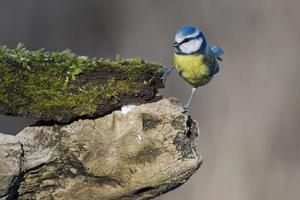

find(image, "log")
[0,46,202,199]
[0,98,201,200]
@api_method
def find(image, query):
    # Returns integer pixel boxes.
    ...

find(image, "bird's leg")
[161,66,175,83]
[183,87,197,111]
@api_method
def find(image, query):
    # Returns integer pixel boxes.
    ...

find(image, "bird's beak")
[173,42,179,47]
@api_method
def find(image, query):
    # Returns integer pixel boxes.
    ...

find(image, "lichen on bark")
[0,44,164,123]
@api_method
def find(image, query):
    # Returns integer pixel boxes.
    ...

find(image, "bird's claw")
[182,106,188,113]
[160,74,167,84]
[160,66,175,84]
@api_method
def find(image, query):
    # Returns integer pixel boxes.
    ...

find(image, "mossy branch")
[0,45,164,123]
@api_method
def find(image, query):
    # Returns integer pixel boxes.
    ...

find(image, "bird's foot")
[160,74,167,84]
[160,66,175,83]
[182,105,189,113]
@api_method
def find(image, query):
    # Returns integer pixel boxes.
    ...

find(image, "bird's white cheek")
[179,39,202,54]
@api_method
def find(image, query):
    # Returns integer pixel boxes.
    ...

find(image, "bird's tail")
[210,45,224,61]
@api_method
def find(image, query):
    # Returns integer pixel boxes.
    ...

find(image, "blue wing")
[210,45,224,61]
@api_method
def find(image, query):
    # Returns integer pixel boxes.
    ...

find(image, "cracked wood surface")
[0,99,201,200]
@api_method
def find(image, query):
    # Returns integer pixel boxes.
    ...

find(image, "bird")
[162,25,223,111]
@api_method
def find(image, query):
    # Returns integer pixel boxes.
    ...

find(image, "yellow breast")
[174,53,211,87]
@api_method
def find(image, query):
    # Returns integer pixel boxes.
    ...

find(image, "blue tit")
[162,25,224,111]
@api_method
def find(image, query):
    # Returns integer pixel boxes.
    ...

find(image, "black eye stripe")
[181,38,193,44]
[175,35,202,47]
[179,36,200,45]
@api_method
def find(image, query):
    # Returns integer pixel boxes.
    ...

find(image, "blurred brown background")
[0,0,299,199]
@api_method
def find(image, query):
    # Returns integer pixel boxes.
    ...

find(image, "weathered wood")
[0,99,201,200]
[0,45,164,123]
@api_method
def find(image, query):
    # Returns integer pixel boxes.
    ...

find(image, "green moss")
[0,44,164,122]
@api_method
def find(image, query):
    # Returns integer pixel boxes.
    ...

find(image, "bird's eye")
[182,38,192,44]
